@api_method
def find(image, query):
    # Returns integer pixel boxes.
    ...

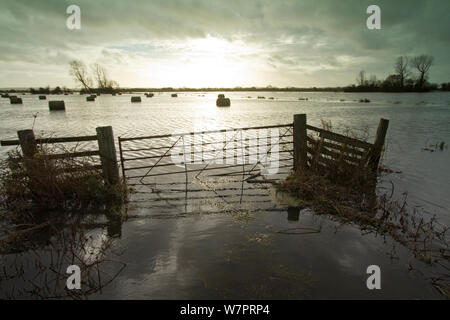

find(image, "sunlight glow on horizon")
[119,36,265,88]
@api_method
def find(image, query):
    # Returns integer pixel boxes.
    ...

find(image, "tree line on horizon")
[8,55,450,94]
[345,54,446,92]
[29,86,72,95]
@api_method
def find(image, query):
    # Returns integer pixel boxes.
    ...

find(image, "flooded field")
[0,91,449,299]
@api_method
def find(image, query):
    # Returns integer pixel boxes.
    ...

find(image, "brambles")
[0,143,126,212]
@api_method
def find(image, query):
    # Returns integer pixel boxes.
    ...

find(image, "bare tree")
[92,63,108,89]
[92,63,120,92]
[411,54,434,89]
[356,70,366,86]
[69,60,92,92]
[394,56,409,88]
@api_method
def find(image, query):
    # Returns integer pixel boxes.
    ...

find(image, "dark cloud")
[0,0,448,87]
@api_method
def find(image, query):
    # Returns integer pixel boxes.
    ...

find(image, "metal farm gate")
[118,124,294,190]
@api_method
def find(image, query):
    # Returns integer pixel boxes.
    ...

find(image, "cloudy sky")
[0,0,449,88]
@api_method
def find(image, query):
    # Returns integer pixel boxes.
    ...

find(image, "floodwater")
[0,91,449,299]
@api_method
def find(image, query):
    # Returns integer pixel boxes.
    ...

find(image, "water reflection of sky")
[1,92,449,299]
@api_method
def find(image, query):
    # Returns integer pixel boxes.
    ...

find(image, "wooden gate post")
[369,118,389,172]
[17,129,37,158]
[17,129,40,190]
[293,114,307,171]
[96,126,120,185]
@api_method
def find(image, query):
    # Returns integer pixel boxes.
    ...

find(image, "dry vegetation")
[0,142,128,299]
[0,143,126,213]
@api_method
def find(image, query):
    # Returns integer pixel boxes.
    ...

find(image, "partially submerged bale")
[145,93,154,97]
[131,96,141,103]
[86,95,96,101]
[171,93,178,97]
[216,94,231,107]
[10,96,23,104]
[39,95,46,100]
[48,100,65,111]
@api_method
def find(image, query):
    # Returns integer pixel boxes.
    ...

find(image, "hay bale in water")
[171,93,178,97]
[359,98,370,103]
[86,95,96,101]
[48,100,65,111]
[131,96,142,103]
[145,93,154,98]
[10,96,23,104]
[258,96,265,99]
[39,95,46,100]
[216,94,231,107]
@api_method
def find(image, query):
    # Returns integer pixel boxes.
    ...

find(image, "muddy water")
[0,91,449,299]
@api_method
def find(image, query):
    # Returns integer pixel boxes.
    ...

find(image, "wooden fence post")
[369,118,389,172]
[96,126,120,185]
[17,129,37,158]
[17,129,41,191]
[293,114,307,171]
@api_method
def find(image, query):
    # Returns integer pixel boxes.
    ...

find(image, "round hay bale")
[10,96,23,104]
[131,96,142,103]
[86,95,96,101]
[48,100,65,111]
[171,93,178,97]
[216,97,231,107]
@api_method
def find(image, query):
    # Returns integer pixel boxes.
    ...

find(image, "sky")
[0,0,449,89]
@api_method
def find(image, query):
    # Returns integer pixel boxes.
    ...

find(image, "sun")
[174,36,249,88]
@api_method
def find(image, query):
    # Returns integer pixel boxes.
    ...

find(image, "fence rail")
[0,127,119,185]
[0,114,388,189]
[294,114,388,172]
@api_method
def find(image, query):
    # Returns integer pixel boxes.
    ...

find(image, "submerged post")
[17,129,37,158]
[293,114,307,171]
[96,126,120,185]
[369,118,389,172]
[17,129,40,190]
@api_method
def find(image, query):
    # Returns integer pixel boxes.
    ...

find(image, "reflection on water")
[1,91,449,299]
